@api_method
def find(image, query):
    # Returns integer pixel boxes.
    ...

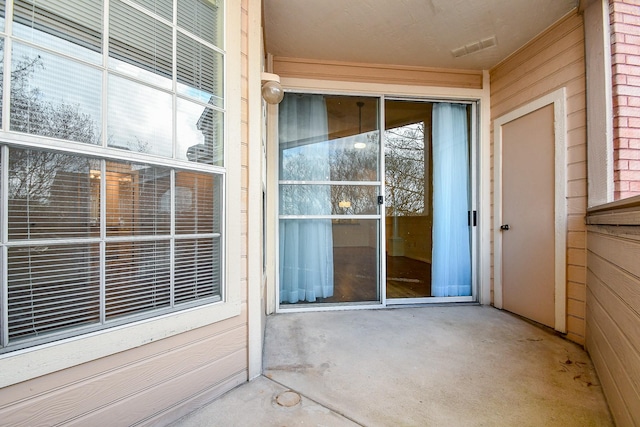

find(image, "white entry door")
[494,90,567,332]
[500,104,556,327]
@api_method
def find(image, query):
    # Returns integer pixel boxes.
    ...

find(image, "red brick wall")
[610,0,640,199]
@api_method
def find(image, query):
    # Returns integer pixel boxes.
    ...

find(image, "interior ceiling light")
[451,36,497,58]
[354,101,366,149]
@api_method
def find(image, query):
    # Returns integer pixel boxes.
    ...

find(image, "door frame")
[266,77,492,313]
[383,97,478,305]
[493,88,567,333]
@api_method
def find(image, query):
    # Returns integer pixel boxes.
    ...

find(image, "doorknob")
[500,224,510,231]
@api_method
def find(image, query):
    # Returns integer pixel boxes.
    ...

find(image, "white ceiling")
[263,0,579,70]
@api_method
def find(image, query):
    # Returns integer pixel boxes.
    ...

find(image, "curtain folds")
[431,103,472,297]
[278,94,334,303]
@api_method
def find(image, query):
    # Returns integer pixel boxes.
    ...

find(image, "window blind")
[105,240,171,319]
[130,0,173,21]
[109,0,173,81]
[1,0,225,352]
[177,0,220,47]
[13,0,102,55]
[7,150,97,240]
[7,244,101,341]
[5,148,223,348]
[176,31,222,106]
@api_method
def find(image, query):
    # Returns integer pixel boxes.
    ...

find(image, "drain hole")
[275,390,301,407]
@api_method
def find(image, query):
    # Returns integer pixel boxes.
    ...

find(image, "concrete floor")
[171,306,613,426]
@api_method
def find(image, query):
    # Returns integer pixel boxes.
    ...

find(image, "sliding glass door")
[384,100,474,302]
[278,94,381,305]
[277,93,476,308]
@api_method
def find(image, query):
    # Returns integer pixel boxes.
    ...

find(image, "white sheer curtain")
[431,103,471,297]
[279,94,334,303]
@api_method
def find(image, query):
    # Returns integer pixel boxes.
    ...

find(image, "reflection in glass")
[109,0,172,89]
[385,122,427,216]
[279,93,379,182]
[10,43,102,144]
[104,161,171,237]
[1,0,229,346]
[177,98,224,165]
[279,93,380,306]
[280,219,379,304]
[280,184,379,216]
[175,171,221,235]
[108,74,172,156]
[8,148,98,240]
[280,131,379,182]
[384,101,432,299]
[12,0,102,64]
[177,32,223,107]
[383,100,472,299]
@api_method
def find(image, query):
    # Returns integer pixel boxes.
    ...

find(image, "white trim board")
[493,88,567,333]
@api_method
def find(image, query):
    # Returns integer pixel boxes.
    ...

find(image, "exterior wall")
[586,197,640,426]
[273,57,484,89]
[489,11,587,344]
[610,0,640,199]
[0,1,252,425]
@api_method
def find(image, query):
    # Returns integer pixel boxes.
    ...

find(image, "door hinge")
[468,210,478,227]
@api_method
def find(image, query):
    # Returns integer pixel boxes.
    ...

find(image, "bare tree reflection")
[329,133,379,215]
[280,125,427,218]
[5,52,99,237]
[385,123,426,216]
[280,132,380,215]
[7,54,100,144]
[8,149,92,202]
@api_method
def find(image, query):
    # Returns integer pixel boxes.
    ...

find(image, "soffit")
[263,0,579,70]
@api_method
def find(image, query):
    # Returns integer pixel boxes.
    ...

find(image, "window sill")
[587,195,640,226]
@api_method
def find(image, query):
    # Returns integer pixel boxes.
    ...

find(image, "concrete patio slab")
[172,306,613,426]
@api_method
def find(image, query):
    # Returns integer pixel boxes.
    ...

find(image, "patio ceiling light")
[261,72,284,104]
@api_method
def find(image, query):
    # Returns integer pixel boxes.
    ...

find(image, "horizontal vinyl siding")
[0,0,252,425]
[587,221,640,426]
[586,200,640,427]
[489,11,587,344]
[0,313,248,426]
[273,56,484,89]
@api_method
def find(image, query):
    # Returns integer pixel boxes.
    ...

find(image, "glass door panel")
[385,101,432,298]
[384,100,473,300]
[278,93,381,306]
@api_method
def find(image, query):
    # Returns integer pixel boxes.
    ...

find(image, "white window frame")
[0,0,241,388]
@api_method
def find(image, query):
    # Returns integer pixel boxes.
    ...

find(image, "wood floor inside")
[288,246,431,304]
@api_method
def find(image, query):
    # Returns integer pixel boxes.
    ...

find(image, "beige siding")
[586,199,640,427]
[0,1,252,425]
[490,11,587,344]
[273,56,484,89]
[0,313,248,426]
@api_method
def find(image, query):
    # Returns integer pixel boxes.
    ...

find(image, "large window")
[0,0,226,353]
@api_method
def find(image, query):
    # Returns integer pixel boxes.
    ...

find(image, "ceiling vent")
[452,36,497,58]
